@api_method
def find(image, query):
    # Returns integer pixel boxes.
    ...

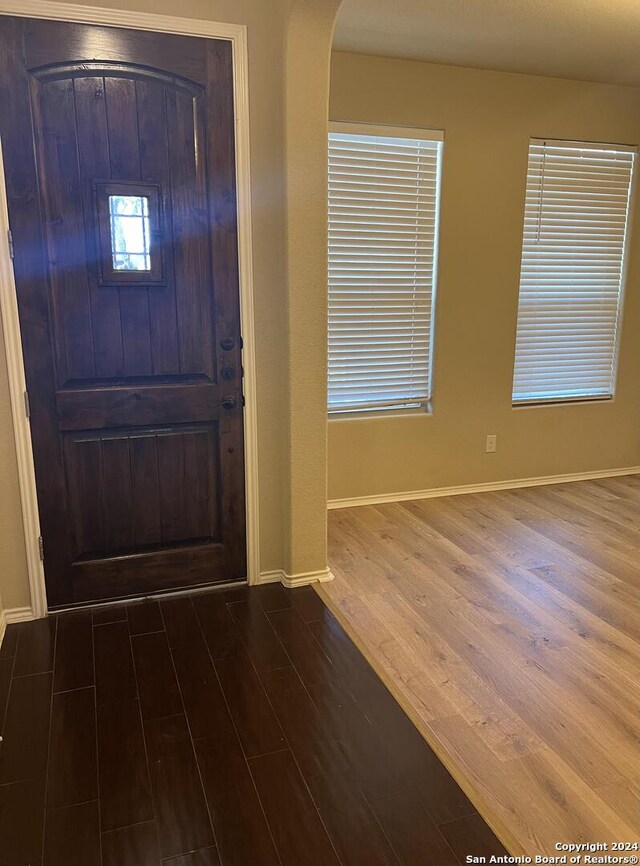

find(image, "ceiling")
[332,0,640,87]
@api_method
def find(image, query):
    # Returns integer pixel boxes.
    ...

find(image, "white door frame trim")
[0,1,261,617]
[0,142,47,619]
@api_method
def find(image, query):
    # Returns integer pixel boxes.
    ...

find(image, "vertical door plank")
[136,79,180,375]
[206,41,240,360]
[202,427,221,539]
[73,75,125,379]
[157,432,187,542]
[100,437,135,551]
[165,89,212,377]
[64,437,104,559]
[34,77,95,382]
[129,433,162,547]
[104,75,153,377]
[183,428,217,539]
[104,76,140,180]
[219,410,247,576]
[120,288,154,377]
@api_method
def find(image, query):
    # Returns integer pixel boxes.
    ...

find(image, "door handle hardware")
[220,337,234,351]
[221,395,236,410]
[221,366,235,380]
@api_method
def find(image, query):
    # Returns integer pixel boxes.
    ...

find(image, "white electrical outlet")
[486,434,497,453]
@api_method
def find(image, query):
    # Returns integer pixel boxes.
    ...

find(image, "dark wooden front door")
[0,17,247,607]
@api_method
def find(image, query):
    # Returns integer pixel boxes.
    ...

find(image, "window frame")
[327,121,445,418]
[93,180,166,286]
[511,137,637,408]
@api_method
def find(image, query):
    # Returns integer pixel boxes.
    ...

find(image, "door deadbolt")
[220,337,234,351]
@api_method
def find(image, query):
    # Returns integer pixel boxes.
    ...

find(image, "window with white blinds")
[513,138,636,404]
[328,123,443,413]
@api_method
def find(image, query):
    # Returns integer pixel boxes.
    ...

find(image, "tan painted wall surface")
[284,0,342,574]
[0,0,340,610]
[0,324,27,609]
[329,52,640,501]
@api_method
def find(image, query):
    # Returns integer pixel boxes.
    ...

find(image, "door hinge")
[23,390,30,419]
[38,536,44,562]
[7,229,14,260]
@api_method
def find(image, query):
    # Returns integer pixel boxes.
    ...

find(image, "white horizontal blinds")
[513,139,636,403]
[328,128,442,412]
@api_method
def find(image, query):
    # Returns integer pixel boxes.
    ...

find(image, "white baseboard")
[5,606,35,623]
[258,568,335,588]
[327,466,640,510]
[0,605,34,649]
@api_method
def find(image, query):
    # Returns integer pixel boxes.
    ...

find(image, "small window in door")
[109,193,151,271]
[94,181,165,285]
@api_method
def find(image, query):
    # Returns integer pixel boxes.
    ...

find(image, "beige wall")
[0,325,27,609]
[329,52,640,501]
[0,0,340,611]
[284,0,342,574]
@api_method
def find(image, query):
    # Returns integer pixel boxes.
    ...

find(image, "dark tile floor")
[0,583,507,865]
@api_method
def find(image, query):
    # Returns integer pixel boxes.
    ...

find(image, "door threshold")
[50,578,249,614]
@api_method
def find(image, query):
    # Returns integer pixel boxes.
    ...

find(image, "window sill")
[328,404,432,422]
[512,395,614,409]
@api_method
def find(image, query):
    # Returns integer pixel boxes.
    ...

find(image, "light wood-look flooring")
[323,476,640,857]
